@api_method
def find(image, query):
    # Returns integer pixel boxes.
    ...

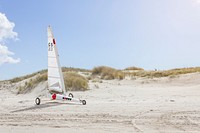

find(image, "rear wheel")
[35,97,41,105]
[81,100,86,105]
[68,93,73,98]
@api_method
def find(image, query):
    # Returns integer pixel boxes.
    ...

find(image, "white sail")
[47,26,66,94]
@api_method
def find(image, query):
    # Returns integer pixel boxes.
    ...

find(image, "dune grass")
[9,67,89,84]
[9,70,47,83]
[17,71,88,93]
[62,67,90,73]
[6,66,200,94]
[125,67,200,78]
[124,66,144,71]
[63,72,88,91]
[92,66,124,80]
[17,73,47,94]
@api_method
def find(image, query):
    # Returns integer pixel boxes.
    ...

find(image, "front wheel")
[35,97,41,105]
[68,93,73,98]
[81,100,86,105]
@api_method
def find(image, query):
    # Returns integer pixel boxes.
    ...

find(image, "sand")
[0,73,200,133]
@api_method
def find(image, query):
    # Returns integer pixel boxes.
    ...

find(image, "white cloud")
[0,44,20,64]
[0,45,20,64]
[0,44,14,55]
[0,13,18,41]
[0,12,20,65]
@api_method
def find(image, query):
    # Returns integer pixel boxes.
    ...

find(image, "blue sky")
[0,0,200,80]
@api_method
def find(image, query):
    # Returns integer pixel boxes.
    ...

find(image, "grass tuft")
[9,70,47,83]
[124,66,144,71]
[17,73,47,94]
[64,72,88,91]
[125,67,200,78]
[92,66,124,80]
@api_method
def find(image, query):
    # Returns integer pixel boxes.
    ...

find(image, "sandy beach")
[0,72,200,133]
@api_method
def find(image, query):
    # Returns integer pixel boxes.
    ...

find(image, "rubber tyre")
[68,93,73,98]
[82,100,86,105]
[35,97,41,105]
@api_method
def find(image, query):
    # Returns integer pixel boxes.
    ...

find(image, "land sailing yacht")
[35,26,86,105]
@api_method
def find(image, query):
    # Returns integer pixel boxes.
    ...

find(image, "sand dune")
[0,72,200,133]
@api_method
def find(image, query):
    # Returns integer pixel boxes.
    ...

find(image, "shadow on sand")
[10,101,76,113]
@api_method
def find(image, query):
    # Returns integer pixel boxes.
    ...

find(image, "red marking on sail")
[52,93,56,100]
[53,39,56,45]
